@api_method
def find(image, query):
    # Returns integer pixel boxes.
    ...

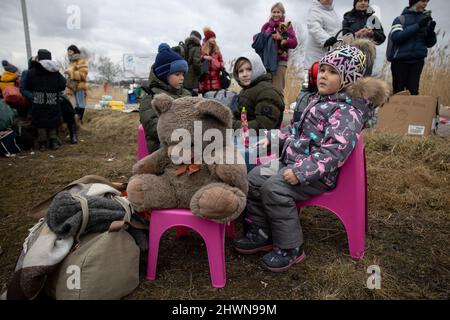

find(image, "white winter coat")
[304,0,341,68]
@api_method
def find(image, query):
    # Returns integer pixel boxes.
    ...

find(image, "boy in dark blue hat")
[140,43,191,153]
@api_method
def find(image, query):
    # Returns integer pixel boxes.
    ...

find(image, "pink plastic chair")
[297,137,368,260]
[257,136,368,260]
[137,124,149,161]
[137,125,235,287]
[146,209,227,288]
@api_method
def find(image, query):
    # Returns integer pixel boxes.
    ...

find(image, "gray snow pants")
[246,160,331,249]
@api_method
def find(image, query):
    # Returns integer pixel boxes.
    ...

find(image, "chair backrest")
[137,124,149,161]
[331,135,366,196]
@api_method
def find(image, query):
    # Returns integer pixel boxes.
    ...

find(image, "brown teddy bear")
[127,93,249,223]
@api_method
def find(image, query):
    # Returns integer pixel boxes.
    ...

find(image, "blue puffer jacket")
[390,7,437,63]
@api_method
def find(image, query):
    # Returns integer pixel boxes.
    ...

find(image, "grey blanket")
[47,191,127,239]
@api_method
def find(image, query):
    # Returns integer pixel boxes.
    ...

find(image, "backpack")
[219,67,231,90]
[171,41,188,60]
[386,15,406,62]
[203,89,238,112]
[0,130,21,156]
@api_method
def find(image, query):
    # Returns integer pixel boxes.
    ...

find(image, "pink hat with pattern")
[320,45,366,89]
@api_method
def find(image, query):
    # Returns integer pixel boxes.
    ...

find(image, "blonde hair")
[201,39,220,56]
[271,2,286,15]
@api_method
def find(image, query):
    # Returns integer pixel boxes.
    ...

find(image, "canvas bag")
[45,194,140,300]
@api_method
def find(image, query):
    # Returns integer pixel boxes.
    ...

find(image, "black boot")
[78,108,85,122]
[49,138,60,150]
[68,123,78,144]
[39,141,47,151]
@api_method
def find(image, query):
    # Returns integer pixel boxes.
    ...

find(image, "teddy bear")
[126,93,249,223]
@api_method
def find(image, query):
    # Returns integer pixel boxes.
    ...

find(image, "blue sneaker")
[233,226,273,254]
[261,246,306,272]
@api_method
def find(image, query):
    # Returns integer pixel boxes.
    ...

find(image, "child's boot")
[261,246,306,272]
[49,138,59,150]
[39,141,47,151]
[233,225,273,254]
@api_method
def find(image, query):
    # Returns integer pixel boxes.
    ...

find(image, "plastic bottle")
[241,106,249,147]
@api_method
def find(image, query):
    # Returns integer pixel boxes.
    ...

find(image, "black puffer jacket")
[25,60,66,129]
[343,7,386,45]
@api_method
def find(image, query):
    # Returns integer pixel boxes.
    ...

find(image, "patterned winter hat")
[319,45,366,89]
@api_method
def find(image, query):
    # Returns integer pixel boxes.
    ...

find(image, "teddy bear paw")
[191,184,245,222]
[126,176,145,212]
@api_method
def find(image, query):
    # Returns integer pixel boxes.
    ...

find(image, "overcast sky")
[1,0,449,76]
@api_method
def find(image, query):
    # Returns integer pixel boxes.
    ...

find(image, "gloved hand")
[428,20,437,32]
[324,36,338,48]
[418,16,432,28]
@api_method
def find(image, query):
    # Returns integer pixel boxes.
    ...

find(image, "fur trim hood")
[345,76,391,109]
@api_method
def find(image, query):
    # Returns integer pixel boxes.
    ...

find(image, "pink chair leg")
[341,203,366,260]
[147,218,163,281]
[204,224,227,288]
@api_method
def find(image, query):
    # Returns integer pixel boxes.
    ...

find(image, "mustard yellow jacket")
[0,71,18,95]
[66,56,88,91]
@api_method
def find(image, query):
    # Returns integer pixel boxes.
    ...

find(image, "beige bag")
[45,195,140,300]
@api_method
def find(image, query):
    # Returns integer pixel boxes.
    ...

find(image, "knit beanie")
[152,43,188,82]
[37,49,52,61]
[1,60,18,73]
[190,30,202,41]
[67,44,81,54]
[203,27,216,43]
[320,45,366,89]
[353,0,370,8]
[409,0,420,8]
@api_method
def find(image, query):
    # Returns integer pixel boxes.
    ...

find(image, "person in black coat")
[24,49,66,151]
[343,0,386,45]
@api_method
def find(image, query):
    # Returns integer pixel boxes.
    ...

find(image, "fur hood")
[350,38,377,76]
[38,60,60,73]
[345,76,391,108]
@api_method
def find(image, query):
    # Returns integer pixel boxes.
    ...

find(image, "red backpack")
[3,86,30,109]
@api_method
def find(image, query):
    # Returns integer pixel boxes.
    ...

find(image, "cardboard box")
[376,94,439,136]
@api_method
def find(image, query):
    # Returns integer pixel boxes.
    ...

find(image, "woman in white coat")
[304,0,341,68]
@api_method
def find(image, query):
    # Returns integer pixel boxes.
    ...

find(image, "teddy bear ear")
[152,93,174,116]
[195,99,232,128]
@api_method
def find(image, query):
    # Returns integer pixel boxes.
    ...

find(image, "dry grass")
[420,32,450,105]
[380,30,450,105]
[0,109,449,300]
[284,66,303,108]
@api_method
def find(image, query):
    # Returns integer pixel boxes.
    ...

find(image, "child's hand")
[283,169,299,185]
[281,39,288,47]
[252,137,270,149]
[203,56,213,61]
